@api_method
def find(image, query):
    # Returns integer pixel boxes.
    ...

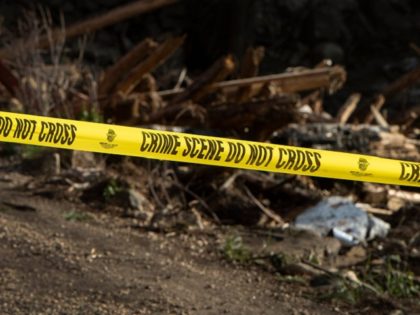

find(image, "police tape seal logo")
[350,157,372,177]
[107,129,116,142]
[358,158,369,171]
[100,129,118,149]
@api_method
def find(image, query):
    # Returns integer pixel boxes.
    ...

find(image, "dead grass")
[4,8,98,119]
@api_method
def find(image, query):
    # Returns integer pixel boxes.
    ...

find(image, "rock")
[125,189,154,223]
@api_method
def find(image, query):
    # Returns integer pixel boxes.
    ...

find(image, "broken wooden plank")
[99,38,158,96]
[103,72,163,124]
[115,36,185,95]
[364,94,385,124]
[155,66,346,99]
[216,66,345,95]
[171,55,235,104]
[370,104,389,128]
[0,0,178,59]
[336,93,361,124]
[235,47,265,103]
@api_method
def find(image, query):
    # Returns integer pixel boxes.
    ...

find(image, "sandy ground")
[0,170,341,315]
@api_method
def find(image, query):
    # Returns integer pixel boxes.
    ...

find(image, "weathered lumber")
[370,104,389,128]
[99,38,158,96]
[104,74,162,123]
[336,93,361,124]
[156,66,346,99]
[171,55,235,104]
[235,47,265,103]
[0,0,178,59]
[115,36,185,95]
[364,94,385,124]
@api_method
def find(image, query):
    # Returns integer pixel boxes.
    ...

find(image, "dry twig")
[242,185,284,225]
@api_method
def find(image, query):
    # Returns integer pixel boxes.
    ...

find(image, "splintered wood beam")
[370,104,389,128]
[0,0,178,59]
[156,66,346,99]
[236,46,265,103]
[336,93,361,124]
[115,35,185,95]
[216,66,345,93]
[364,94,385,124]
[171,55,235,104]
[99,38,158,96]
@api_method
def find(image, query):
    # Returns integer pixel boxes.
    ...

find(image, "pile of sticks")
[0,0,346,142]
[1,0,418,143]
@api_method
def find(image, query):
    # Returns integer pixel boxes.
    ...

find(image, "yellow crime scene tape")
[0,111,419,187]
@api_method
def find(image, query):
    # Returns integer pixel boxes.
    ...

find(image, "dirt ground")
[1,158,419,315]
[0,168,344,315]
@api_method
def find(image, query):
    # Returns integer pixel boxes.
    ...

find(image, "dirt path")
[0,172,339,315]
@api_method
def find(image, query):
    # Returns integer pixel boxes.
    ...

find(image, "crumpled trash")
[293,196,390,246]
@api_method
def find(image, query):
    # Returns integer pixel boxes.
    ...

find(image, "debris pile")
[0,0,418,228]
[0,1,419,312]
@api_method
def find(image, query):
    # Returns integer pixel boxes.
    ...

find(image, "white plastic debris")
[293,196,390,245]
